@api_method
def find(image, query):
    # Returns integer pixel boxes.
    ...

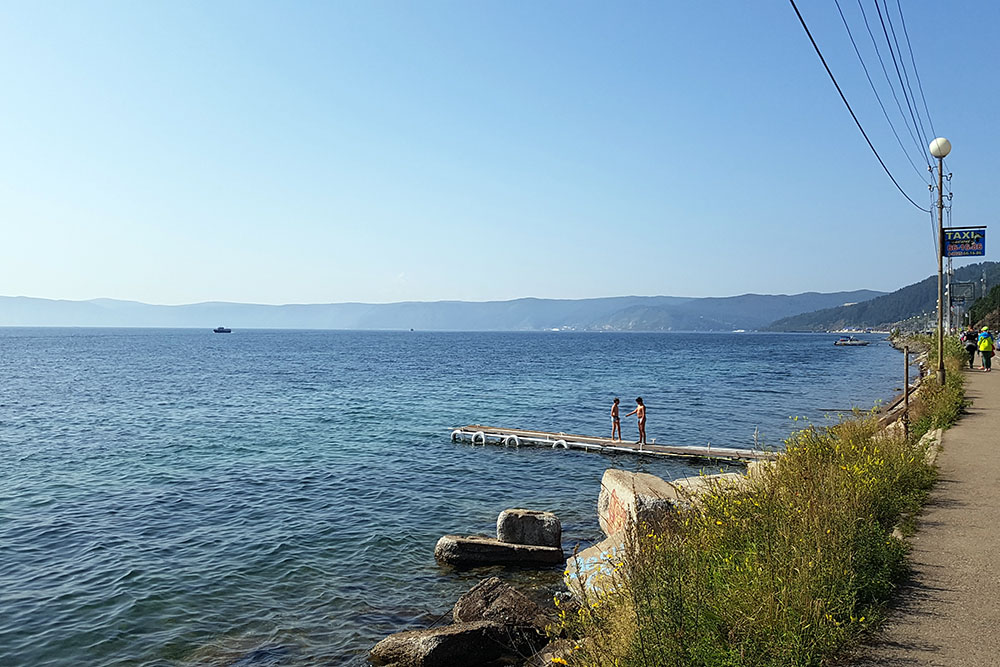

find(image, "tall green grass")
[559,345,965,667]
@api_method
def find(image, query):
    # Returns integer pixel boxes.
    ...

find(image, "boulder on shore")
[435,535,564,568]
[370,577,553,667]
[597,469,681,536]
[496,509,561,548]
[452,576,552,629]
[369,620,506,667]
[597,469,753,536]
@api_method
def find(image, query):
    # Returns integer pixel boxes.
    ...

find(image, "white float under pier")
[450,425,778,463]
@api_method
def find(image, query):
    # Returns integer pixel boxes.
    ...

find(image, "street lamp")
[930,137,951,385]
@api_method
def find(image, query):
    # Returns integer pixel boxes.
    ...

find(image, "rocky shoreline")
[368,465,769,667]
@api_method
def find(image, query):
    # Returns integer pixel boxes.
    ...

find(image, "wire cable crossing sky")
[789,0,928,212]
[834,0,928,184]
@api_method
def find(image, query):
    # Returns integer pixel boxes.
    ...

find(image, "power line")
[885,0,934,152]
[875,0,931,151]
[834,0,929,183]
[873,0,932,158]
[894,0,937,138]
[880,0,933,149]
[787,0,930,213]
[856,0,930,167]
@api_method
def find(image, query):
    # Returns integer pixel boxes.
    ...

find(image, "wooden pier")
[450,425,778,463]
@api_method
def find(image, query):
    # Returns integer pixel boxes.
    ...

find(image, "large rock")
[597,470,754,536]
[370,578,554,667]
[496,509,561,548]
[563,532,626,599]
[434,535,564,568]
[597,469,681,536]
[452,576,551,629]
[369,621,506,667]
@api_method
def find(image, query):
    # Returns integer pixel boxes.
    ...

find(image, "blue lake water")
[0,329,907,665]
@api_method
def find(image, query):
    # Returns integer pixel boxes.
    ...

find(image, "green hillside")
[765,261,1000,331]
[969,283,1000,330]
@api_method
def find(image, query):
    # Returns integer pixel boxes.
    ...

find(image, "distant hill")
[968,283,1000,331]
[591,292,883,331]
[765,261,1000,332]
[0,290,883,332]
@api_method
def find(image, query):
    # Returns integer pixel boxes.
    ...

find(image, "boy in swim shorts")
[626,397,646,447]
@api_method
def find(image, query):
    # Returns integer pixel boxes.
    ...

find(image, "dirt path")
[851,367,1000,666]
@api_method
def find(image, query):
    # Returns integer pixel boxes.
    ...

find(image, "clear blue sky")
[1,2,996,304]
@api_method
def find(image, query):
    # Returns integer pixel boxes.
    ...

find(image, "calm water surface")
[0,329,905,665]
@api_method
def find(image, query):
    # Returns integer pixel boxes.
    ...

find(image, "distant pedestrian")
[978,327,995,372]
[961,326,979,369]
[610,398,622,441]
[625,397,646,447]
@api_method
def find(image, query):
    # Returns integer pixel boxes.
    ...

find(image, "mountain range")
[765,261,1000,331]
[0,290,884,332]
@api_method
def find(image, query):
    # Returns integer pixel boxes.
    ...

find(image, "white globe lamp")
[929,137,951,159]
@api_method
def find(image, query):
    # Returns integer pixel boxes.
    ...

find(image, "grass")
[557,342,966,667]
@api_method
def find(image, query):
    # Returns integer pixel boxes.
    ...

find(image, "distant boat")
[213,327,232,334]
[834,336,868,346]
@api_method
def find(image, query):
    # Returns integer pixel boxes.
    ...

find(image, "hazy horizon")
[2,288,878,308]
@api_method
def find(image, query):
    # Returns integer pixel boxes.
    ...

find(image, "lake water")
[0,329,906,665]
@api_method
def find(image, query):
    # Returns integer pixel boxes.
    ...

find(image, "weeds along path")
[853,367,1000,666]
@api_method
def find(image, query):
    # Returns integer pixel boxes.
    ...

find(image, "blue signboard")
[943,228,986,257]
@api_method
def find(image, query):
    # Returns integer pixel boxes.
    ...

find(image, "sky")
[1,1,997,305]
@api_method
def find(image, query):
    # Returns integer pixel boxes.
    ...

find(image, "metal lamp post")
[930,137,952,384]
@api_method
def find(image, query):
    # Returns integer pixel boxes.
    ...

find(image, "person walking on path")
[610,398,622,442]
[625,397,646,447]
[961,326,978,369]
[850,366,1000,666]
[978,326,994,371]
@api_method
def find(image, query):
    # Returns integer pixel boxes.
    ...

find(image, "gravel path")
[851,367,1000,666]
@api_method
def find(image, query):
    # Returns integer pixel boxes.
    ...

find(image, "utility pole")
[930,137,952,385]
[946,259,953,334]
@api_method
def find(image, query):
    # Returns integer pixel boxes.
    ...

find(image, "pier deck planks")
[450,425,778,462]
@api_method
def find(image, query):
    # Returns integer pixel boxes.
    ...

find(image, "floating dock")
[450,425,778,463]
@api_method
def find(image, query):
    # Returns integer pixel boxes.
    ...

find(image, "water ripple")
[0,329,903,665]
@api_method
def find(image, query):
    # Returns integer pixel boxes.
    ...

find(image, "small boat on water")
[213,327,232,334]
[834,336,869,346]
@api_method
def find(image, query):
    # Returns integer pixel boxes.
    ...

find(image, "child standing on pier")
[611,398,621,441]
[626,397,646,447]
